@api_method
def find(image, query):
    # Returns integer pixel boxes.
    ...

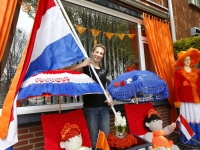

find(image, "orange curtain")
[143,13,178,122]
[0,0,18,61]
[0,42,28,139]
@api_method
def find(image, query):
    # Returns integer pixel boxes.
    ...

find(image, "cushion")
[124,102,154,135]
[41,109,92,150]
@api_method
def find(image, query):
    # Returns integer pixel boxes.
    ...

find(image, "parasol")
[107,70,168,103]
[17,70,104,101]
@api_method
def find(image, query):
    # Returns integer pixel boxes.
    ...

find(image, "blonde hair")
[92,44,106,54]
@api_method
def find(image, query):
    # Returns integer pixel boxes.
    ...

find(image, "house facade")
[2,0,200,149]
[172,0,200,40]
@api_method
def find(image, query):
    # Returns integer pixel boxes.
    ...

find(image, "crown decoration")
[148,109,160,118]
[60,123,80,142]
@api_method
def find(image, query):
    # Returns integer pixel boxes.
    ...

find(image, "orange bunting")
[75,24,87,34]
[104,32,114,40]
[90,29,101,44]
[127,34,135,38]
[94,38,97,44]
[22,2,31,12]
[117,33,125,40]
[90,29,101,37]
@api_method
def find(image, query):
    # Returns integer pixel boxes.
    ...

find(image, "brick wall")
[14,123,44,150]
[172,0,200,40]
[14,104,179,149]
[149,0,168,8]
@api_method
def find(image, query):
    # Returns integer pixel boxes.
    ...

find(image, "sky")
[16,9,34,34]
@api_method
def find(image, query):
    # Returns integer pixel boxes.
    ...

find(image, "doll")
[173,48,200,145]
[143,109,180,150]
[60,123,91,150]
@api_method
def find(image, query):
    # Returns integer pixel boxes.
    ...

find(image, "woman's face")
[92,46,105,63]
[183,56,191,66]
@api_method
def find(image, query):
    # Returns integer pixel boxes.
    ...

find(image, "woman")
[173,48,200,145]
[63,44,113,149]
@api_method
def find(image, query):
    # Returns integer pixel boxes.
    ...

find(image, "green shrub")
[173,35,200,55]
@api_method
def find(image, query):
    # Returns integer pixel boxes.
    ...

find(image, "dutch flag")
[0,0,86,149]
[176,114,195,143]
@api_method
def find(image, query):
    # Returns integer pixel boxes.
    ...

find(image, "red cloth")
[41,109,92,150]
[124,102,154,135]
[174,68,200,104]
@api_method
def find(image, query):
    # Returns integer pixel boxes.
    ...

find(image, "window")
[0,1,145,113]
[143,43,156,73]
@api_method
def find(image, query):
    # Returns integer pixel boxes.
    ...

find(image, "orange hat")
[173,48,200,67]
[60,123,80,142]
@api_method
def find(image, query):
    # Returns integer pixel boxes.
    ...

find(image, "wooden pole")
[134,95,138,104]
[59,96,61,113]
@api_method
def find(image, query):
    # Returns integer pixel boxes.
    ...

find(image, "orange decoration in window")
[75,24,87,34]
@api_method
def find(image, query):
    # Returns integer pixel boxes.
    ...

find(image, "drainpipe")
[168,0,176,42]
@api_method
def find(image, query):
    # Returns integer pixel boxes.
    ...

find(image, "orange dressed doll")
[143,109,179,150]
[173,48,200,145]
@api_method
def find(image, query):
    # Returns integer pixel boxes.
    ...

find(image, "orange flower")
[183,81,189,86]
[114,82,119,87]
[190,83,196,87]
[108,132,137,149]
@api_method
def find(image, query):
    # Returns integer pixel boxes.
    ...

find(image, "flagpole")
[55,0,116,115]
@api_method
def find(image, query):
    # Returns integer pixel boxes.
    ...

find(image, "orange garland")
[108,133,137,149]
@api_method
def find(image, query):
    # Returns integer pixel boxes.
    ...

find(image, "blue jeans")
[84,106,110,149]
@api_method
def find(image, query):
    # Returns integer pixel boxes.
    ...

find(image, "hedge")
[173,35,200,55]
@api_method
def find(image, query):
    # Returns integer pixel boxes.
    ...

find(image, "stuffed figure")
[143,109,180,150]
[60,123,92,150]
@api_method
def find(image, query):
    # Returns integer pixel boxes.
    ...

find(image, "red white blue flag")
[175,114,195,143]
[0,0,86,149]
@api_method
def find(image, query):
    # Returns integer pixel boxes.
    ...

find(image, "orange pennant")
[22,2,31,12]
[104,32,114,40]
[90,29,101,44]
[117,33,125,40]
[75,24,87,34]
[127,34,135,38]
[90,29,101,37]
[96,130,110,150]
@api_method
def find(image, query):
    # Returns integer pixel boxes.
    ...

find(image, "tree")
[0,29,28,85]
